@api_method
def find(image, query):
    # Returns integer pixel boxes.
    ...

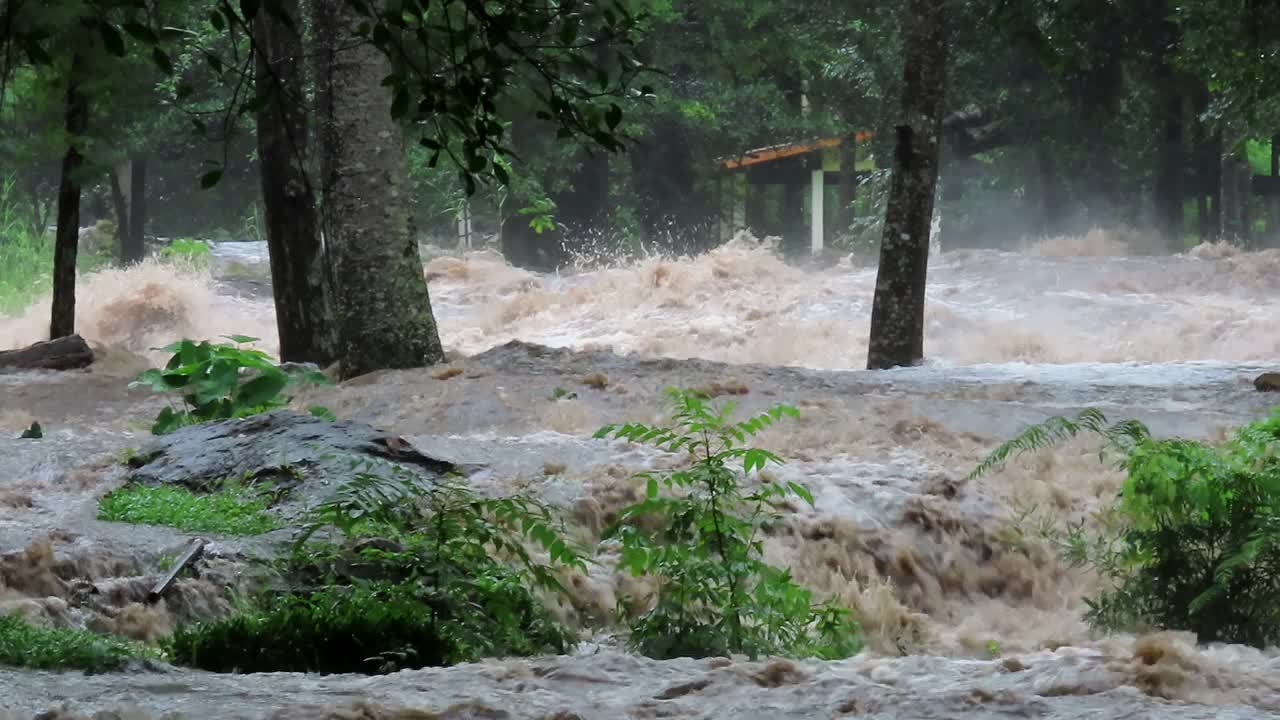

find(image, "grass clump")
[595,388,863,661]
[0,614,152,672]
[131,336,331,435]
[98,481,281,536]
[166,456,582,674]
[971,406,1280,648]
[157,238,211,268]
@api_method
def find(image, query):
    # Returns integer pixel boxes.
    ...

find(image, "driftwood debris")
[148,538,206,603]
[0,334,94,371]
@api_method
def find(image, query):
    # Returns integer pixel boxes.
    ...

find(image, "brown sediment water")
[0,228,1277,718]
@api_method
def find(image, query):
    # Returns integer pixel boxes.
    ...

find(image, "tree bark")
[51,52,89,340]
[110,161,131,255]
[1220,140,1243,242]
[1152,76,1184,250]
[313,0,443,378]
[866,0,947,370]
[254,0,337,365]
[125,156,147,262]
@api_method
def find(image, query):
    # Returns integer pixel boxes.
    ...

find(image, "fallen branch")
[148,538,206,603]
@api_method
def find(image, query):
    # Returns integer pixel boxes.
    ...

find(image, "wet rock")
[124,410,477,508]
[0,335,94,371]
[1253,372,1280,392]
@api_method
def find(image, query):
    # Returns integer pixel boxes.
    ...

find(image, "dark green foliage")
[18,421,42,439]
[595,388,863,660]
[131,336,331,435]
[972,407,1280,647]
[0,614,150,672]
[169,456,582,674]
[97,481,281,536]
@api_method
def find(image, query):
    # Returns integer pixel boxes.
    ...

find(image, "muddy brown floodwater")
[1,230,1279,718]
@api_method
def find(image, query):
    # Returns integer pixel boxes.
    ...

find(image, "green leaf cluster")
[972,406,1280,647]
[169,455,583,673]
[130,336,331,435]
[595,388,862,660]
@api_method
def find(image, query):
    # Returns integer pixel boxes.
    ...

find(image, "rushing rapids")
[1,229,1278,718]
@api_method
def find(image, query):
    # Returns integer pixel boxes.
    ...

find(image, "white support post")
[456,200,472,250]
[810,168,824,254]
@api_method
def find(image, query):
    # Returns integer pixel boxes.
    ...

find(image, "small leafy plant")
[98,481,282,536]
[168,455,584,673]
[132,336,331,435]
[0,614,154,672]
[594,388,863,660]
[971,406,1280,647]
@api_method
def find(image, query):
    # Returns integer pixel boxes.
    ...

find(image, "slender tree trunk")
[1207,129,1222,235]
[866,0,947,370]
[313,0,443,378]
[125,156,147,262]
[253,0,337,364]
[51,52,89,340]
[109,162,130,253]
[1037,142,1067,236]
[1220,139,1242,242]
[1152,76,1184,250]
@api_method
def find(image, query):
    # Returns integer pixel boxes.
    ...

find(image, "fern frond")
[966,409,1151,481]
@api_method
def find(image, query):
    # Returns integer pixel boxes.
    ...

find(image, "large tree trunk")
[313,0,443,378]
[254,0,337,365]
[866,0,947,370]
[51,52,89,340]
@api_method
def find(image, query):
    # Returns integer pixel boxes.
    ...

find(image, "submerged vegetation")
[97,481,281,536]
[0,615,152,672]
[973,406,1280,648]
[168,455,582,674]
[596,388,863,660]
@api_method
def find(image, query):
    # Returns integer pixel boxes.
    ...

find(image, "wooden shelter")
[716,131,876,253]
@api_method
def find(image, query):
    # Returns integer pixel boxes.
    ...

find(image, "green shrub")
[169,456,583,673]
[98,481,282,536]
[131,336,331,435]
[971,407,1280,647]
[0,614,152,672]
[594,388,863,660]
[157,237,211,268]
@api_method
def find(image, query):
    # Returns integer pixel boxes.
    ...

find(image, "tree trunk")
[1037,142,1067,236]
[254,0,337,365]
[1220,140,1242,242]
[1207,129,1222,236]
[866,0,947,370]
[109,162,130,253]
[313,0,443,378]
[126,156,147,262]
[51,52,89,340]
[1152,76,1184,250]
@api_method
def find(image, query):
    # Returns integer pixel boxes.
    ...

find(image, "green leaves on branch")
[169,454,584,673]
[971,406,1280,648]
[595,388,862,661]
[131,336,331,435]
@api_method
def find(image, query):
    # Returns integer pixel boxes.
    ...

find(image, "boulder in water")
[0,335,94,371]
[124,410,475,509]
[1253,373,1280,392]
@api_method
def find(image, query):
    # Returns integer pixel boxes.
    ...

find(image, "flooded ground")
[1,230,1278,718]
